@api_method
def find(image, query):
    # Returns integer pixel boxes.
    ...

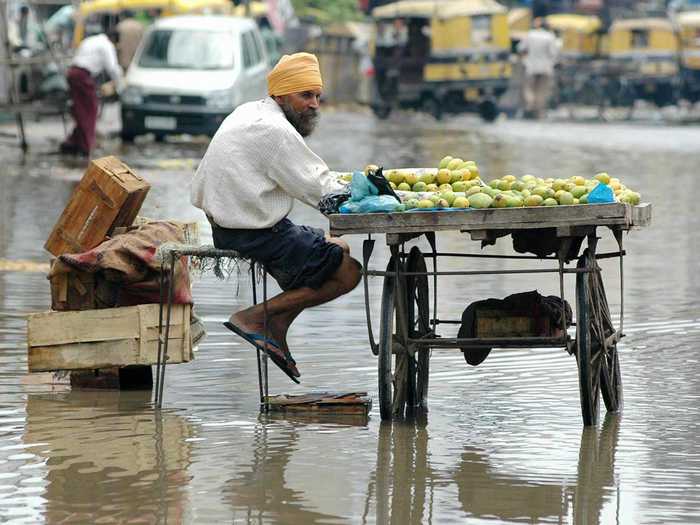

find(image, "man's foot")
[59,142,89,157]
[59,142,77,154]
[224,317,300,382]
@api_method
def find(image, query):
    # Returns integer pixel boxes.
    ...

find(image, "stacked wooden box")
[27,156,193,377]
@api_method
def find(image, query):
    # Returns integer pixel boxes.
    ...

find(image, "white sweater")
[190,97,341,229]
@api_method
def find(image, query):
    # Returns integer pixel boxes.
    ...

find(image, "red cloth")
[64,66,98,155]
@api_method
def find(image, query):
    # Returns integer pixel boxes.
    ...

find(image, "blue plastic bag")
[587,182,615,204]
[349,171,379,202]
[340,195,403,213]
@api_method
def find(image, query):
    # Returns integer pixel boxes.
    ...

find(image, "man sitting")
[190,53,361,383]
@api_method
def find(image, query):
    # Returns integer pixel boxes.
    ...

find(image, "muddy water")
[1,109,700,524]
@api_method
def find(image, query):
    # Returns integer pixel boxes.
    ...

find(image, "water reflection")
[23,391,193,524]
[370,419,435,525]
[225,414,371,524]
[364,415,620,524]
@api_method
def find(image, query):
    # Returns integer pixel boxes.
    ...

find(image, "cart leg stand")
[262,269,270,413]
[155,252,176,408]
[250,263,264,407]
[250,262,270,413]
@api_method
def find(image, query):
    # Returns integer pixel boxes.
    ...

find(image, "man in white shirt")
[517,18,560,119]
[60,30,123,156]
[191,53,361,383]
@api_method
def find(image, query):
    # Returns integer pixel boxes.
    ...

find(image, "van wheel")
[154,133,167,143]
[120,130,136,143]
[421,96,442,120]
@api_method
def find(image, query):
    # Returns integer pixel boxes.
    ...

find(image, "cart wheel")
[378,257,399,421]
[576,251,601,426]
[591,267,623,414]
[406,247,431,411]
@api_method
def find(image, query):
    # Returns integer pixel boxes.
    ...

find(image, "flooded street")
[1,105,700,524]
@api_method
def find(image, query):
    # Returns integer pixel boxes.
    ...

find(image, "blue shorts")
[211,218,344,291]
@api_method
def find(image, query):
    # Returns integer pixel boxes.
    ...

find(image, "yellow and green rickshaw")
[606,17,681,107]
[676,10,700,102]
[370,0,511,121]
[545,13,606,106]
[73,0,232,47]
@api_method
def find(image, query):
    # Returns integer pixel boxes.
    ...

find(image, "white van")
[120,15,269,141]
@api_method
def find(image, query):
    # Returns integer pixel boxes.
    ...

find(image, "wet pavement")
[1,104,700,524]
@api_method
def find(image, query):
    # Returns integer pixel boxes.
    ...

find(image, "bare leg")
[230,249,361,355]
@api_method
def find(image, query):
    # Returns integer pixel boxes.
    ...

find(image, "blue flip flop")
[223,321,300,384]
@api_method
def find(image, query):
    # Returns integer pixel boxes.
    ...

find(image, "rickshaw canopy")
[78,0,231,17]
[74,0,231,45]
[546,14,601,34]
[676,10,700,28]
[372,0,506,19]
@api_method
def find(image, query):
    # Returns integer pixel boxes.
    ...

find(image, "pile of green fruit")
[367,155,641,210]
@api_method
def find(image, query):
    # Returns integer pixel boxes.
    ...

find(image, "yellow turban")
[267,52,323,96]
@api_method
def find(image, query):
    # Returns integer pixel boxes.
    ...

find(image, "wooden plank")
[265,392,372,416]
[28,308,141,346]
[329,203,652,236]
[30,339,141,371]
[27,304,192,372]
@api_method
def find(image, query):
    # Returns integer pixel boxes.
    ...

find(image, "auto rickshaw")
[606,17,681,108]
[675,10,700,102]
[370,0,511,121]
[73,0,232,47]
[545,13,606,106]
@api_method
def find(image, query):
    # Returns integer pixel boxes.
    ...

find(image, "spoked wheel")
[378,256,400,420]
[405,247,431,412]
[378,250,432,420]
[575,249,623,426]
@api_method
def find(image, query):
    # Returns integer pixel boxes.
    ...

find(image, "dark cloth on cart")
[512,229,584,261]
[458,290,572,366]
[211,217,344,292]
[49,220,193,306]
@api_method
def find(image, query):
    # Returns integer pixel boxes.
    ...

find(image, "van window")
[242,31,261,68]
[251,32,265,64]
[242,32,252,67]
[139,29,236,69]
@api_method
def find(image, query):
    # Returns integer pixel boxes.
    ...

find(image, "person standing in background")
[60,30,123,157]
[115,11,145,71]
[517,17,560,119]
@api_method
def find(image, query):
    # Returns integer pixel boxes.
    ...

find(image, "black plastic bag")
[366,167,400,202]
[319,187,351,215]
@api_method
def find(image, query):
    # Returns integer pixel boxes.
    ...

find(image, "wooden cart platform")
[327,202,651,426]
[329,202,651,237]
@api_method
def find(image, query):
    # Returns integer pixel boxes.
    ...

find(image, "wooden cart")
[329,203,652,426]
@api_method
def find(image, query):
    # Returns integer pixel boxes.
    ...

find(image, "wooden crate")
[475,309,552,338]
[49,260,119,311]
[27,304,192,372]
[44,156,151,256]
